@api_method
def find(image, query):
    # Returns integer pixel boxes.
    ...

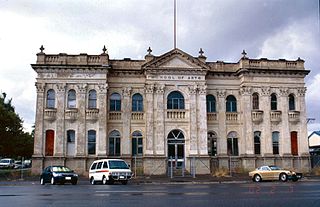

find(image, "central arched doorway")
[167,129,185,169]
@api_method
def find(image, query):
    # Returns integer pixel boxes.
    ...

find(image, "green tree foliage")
[0,92,33,158]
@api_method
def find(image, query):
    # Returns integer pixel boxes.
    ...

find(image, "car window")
[261,166,270,171]
[109,160,129,169]
[52,166,72,172]
[102,161,108,169]
[97,162,103,169]
[270,166,281,171]
[90,163,97,170]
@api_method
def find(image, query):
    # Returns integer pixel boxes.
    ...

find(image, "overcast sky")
[0,0,319,133]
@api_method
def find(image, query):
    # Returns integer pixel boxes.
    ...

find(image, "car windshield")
[269,166,281,170]
[52,166,72,172]
[0,160,9,163]
[109,160,129,169]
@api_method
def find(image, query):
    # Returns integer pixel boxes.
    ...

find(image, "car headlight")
[53,172,63,177]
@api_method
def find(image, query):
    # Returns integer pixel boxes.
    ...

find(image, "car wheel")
[90,177,96,185]
[254,174,262,182]
[121,180,128,185]
[40,177,45,185]
[51,177,56,185]
[102,176,107,185]
[280,173,288,182]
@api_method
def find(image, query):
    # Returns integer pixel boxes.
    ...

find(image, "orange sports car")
[249,165,302,182]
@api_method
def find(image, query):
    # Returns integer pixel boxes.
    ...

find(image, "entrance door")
[167,130,185,169]
[45,130,54,156]
[291,131,298,155]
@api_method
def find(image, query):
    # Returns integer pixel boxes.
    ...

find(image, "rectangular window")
[272,132,279,155]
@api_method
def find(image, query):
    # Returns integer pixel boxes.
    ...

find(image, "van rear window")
[109,160,129,169]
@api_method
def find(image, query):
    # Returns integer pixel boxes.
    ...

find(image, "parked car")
[14,161,23,169]
[89,159,133,185]
[0,158,15,169]
[249,165,302,182]
[23,160,32,168]
[40,166,78,185]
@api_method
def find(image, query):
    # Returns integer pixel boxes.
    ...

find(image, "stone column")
[297,87,309,155]
[217,90,227,155]
[154,84,165,155]
[33,82,45,156]
[279,88,291,155]
[197,84,208,155]
[97,83,108,156]
[55,83,66,156]
[240,86,253,155]
[188,84,198,155]
[260,87,272,155]
[122,87,132,156]
[145,84,154,155]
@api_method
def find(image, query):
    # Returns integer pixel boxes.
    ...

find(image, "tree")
[0,92,33,158]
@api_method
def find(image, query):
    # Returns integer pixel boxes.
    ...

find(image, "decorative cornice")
[239,86,252,96]
[297,87,307,97]
[279,88,289,97]
[98,83,108,93]
[261,87,271,96]
[198,84,207,95]
[56,83,66,93]
[77,83,87,93]
[188,84,197,95]
[217,90,226,98]
[155,84,165,94]
[122,87,132,97]
[145,84,154,94]
[35,82,45,93]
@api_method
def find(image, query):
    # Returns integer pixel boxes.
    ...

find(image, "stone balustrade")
[109,112,122,120]
[37,53,109,65]
[65,109,78,121]
[252,110,263,123]
[207,112,217,122]
[289,111,300,123]
[270,111,282,123]
[246,58,304,70]
[44,108,57,121]
[166,110,186,119]
[131,112,144,120]
[86,109,99,120]
[226,112,239,123]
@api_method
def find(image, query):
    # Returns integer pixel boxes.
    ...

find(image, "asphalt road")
[0,181,319,207]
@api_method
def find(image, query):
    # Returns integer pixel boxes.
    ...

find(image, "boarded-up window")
[45,130,54,156]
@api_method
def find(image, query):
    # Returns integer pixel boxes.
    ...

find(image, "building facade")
[31,47,310,175]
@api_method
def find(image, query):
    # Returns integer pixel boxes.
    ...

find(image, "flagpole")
[174,0,177,49]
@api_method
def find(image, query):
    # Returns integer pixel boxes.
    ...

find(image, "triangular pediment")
[142,48,209,70]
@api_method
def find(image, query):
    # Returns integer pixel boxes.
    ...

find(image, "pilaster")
[197,84,208,155]
[55,83,66,156]
[145,84,154,155]
[279,88,290,155]
[217,90,227,155]
[188,84,197,155]
[97,83,108,156]
[297,87,309,155]
[154,84,165,155]
[33,82,45,156]
[122,87,132,156]
[240,86,253,155]
[260,87,272,155]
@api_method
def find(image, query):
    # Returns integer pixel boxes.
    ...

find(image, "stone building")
[31,46,310,175]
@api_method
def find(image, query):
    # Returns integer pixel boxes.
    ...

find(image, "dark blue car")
[40,166,78,185]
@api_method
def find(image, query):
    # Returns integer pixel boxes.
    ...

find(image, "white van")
[89,159,133,185]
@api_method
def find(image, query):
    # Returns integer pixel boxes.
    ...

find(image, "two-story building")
[31,46,310,175]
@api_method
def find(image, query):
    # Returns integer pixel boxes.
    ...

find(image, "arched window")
[109,130,121,156]
[88,130,96,155]
[167,91,185,109]
[289,94,295,111]
[206,95,216,112]
[208,131,217,156]
[110,93,121,111]
[68,89,76,108]
[272,131,280,155]
[254,131,261,155]
[45,130,54,156]
[252,93,259,110]
[132,131,143,156]
[226,95,237,112]
[67,130,75,156]
[227,131,238,156]
[132,93,143,112]
[271,93,277,110]
[88,90,97,109]
[46,89,55,108]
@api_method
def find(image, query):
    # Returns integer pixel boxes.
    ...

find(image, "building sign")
[147,74,205,81]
